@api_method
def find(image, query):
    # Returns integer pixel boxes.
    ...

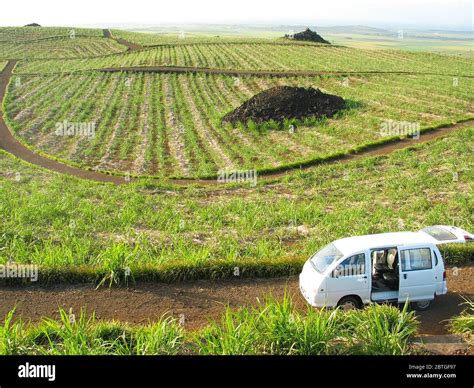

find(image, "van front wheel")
[337,296,362,311]
[411,300,433,311]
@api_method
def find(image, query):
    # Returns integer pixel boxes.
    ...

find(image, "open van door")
[398,247,436,303]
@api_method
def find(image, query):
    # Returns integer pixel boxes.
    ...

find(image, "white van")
[299,232,447,311]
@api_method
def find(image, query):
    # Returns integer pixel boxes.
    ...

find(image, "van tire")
[337,296,362,311]
[411,300,433,311]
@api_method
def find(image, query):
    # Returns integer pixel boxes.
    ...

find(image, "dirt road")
[0,61,127,184]
[100,65,474,79]
[0,266,472,334]
[102,29,143,51]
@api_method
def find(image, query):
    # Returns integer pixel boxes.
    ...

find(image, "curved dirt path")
[99,65,474,79]
[1,59,473,186]
[19,65,474,79]
[0,61,127,184]
[0,266,472,335]
[102,29,144,51]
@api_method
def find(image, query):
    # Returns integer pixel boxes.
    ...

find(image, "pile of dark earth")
[24,23,41,27]
[285,28,330,44]
[222,86,345,126]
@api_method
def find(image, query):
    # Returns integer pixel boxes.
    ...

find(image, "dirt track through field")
[19,66,474,79]
[102,29,143,51]
[0,266,472,335]
[1,59,473,185]
[99,65,474,79]
[0,61,127,184]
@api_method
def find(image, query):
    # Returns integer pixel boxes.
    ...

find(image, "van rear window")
[422,226,457,241]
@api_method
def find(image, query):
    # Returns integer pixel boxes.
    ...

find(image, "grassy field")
[4,72,473,177]
[111,29,280,46]
[0,27,104,42]
[0,23,472,363]
[0,123,472,281]
[112,26,474,57]
[328,33,474,56]
[0,37,127,59]
[0,26,472,282]
[14,43,474,76]
[322,30,474,57]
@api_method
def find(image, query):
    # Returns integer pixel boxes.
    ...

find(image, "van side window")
[433,250,439,266]
[400,248,432,271]
[333,253,366,278]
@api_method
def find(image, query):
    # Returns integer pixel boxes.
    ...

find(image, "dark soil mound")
[24,23,41,27]
[285,28,330,44]
[223,86,345,126]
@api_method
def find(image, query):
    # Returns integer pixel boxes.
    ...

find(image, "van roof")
[333,232,435,255]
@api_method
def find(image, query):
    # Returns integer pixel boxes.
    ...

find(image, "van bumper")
[436,281,448,296]
[299,273,327,307]
[299,284,327,307]
[441,281,448,295]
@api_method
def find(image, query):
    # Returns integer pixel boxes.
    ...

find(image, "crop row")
[110,29,327,47]
[0,27,103,42]
[14,42,474,76]
[0,37,127,59]
[5,72,473,178]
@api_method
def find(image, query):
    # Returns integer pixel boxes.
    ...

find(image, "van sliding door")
[398,247,436,303]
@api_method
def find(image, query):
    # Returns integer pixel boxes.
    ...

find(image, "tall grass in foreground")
[196,294,418,355]
[0,308,29,355]
[0,309,184,355]
[0,296,420,355]
[95,244,137,288]
[344,302,418,355]
[449,298,474,338]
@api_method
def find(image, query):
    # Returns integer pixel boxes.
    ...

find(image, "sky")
[0,0,472,30]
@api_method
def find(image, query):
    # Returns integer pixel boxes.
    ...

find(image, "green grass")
[111,27,474,57]
[324,32,474,57]
[5,71,473,178]
[0,37,127,59]
[1,308,184,355]
[449,298,474,337]
[0,27,103,43]
[197,294,345,355]
[111,29,292,46]
[439,244,474,266]
[0,25,472,283]
[0,295,419,355]
[0,124,472,283]
[0,308,28,355]
[14,42,474,76]
[344,302,418,355]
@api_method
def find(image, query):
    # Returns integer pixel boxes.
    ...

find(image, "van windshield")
[310,243,344,273]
